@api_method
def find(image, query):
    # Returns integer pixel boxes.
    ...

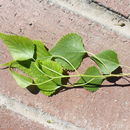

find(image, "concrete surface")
[0,94,81,130]
[0,106,49,130]
[46,0,130,38]
[0,0,130,130]
[97,0,130,16]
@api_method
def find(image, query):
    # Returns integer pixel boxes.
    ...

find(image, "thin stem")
[32,73,130,87]
[41,64,62,76]
[32,54,130,87]
[34,62,54,79]
[33,78,55,86]
[34,62,45,75]
[86,51,111,74]
[32,58,36,62]
[51,55,80,75]
[62,78,94,87]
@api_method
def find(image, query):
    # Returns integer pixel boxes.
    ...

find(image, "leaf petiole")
[50,55,80,74]
[32,73,130,87]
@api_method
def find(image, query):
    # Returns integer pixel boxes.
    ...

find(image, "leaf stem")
[86,51,111,74]
[51,55,80,75]
[62,78,94,87]
[41,64,62,76]
[32,72,130,86]
[31,53,130,87]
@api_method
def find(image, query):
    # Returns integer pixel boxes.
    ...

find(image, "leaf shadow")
[57,81,130,94]
[17,59,32,68]
[9,61,129,96]
[33,44,49,60]
[106,66,122,83]
[26,70,71,96]
[51,70,71,96]
[55,66,130,94]
[26,66,130,96]
[26,85,40,95]
[61,71,71,85]
[83,53,88,59]
[33,44,37,60]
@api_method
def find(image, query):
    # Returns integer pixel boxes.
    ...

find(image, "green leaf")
[10,60,57,96]
[11,59,63,96]
[40,90,55,96]
[35,60,63,96]
[10,70,33,88]
[10,60,43,79]
[49,33,86,70]
[77,66,104,92]
[0,60,16,67]
[11,60,62,96]
[90,50,120,74]
[0,33,34,60]
[33,40,51,60]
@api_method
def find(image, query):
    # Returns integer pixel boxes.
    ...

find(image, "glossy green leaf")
[49,33,86,70]
[10,70,33,88]
[33,40,51,60]
[77,66,104,92]
[0,33,34,60]
[35,60,63,96]
[90,50,119,74]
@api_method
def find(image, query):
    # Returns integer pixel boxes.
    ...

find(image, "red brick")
[0,0,130,129]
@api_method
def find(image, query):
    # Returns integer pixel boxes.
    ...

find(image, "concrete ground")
[0,0,130,129]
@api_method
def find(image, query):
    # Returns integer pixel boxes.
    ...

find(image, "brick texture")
[0,106,49,130]
[97,0,130,16]
[0,0,130,129]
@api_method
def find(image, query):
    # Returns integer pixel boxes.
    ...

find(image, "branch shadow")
[33,44,49,60]
[57,82,130,94]
[51,70,71,96]
[26,70,71,96]
[55,66,130,94]
[26,66,130,95]
[26,85,40,95]
[106,67,122,83]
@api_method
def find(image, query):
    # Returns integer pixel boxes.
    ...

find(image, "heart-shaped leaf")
[77,66,104,92]
[90,50,120,74]
[49,33,86,70]
[0,33,34,60]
